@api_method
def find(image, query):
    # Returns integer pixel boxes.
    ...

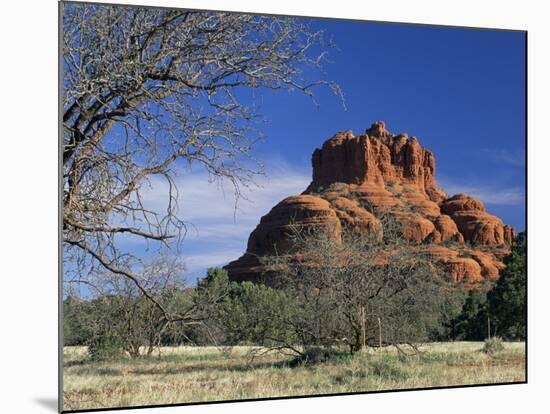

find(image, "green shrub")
[448,233,526,342]
[486,232,526,340]
[443,234,461,247]
[483,337,505,355]
[333,368,367,384]
[88,333,125,361]
[326,182,349,195]
[368,358,410,381]
[289,347,352,366]
[359,199,374,213]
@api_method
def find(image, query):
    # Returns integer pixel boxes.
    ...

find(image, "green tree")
[449,232,526,341]
[194,268,299,350]
[223,282,299,350]
[448,290,488,340]
[63,296,96,346]
[487,232,526,340]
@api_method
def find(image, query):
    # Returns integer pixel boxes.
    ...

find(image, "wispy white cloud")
[480,148,525,167]
[182,250,245,276]
[138,159,311,275]
[438,178,524,206]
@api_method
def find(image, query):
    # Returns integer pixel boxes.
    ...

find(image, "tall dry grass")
[63,342,525,411]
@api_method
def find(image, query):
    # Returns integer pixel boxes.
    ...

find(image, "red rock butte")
[225,121,515,288]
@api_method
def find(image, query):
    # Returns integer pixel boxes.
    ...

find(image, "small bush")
[359,199,374,213]
[88,334,125,361]
[326,182,349,195]
[289,347,352,366]
[333,368,367,384]
[369,358,410,381]
[483,337,505,355]
[443,234,460,247]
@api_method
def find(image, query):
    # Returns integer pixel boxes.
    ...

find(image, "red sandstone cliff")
[225,122,514,287]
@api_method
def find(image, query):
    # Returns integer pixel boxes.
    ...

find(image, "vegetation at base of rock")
[64,232,526,362]
[257,218,464,354]
[486,232,526,339]
[448,290,489,340]
[448,233,526,341]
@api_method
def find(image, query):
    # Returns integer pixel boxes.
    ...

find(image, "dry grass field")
[63,342,525,411]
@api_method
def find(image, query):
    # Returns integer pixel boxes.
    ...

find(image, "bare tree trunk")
[378,317,382,350]
[359,305,367,352]
[127,342,141,358]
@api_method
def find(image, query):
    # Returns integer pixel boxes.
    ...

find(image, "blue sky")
[140,18,526,281]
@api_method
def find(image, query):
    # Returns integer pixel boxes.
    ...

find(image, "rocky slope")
[225,122,514,288]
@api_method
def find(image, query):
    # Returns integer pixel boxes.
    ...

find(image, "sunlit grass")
[63,342,525,411]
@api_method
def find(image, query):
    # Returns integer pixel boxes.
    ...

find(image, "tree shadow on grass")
[63,354,299,378]
[125,359,294,377]
[64,359,89,368]
[72,367,124,376]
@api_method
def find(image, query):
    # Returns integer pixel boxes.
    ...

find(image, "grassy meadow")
[63,342,526,411]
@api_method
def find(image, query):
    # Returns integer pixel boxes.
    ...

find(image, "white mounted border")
[0,1,546,413]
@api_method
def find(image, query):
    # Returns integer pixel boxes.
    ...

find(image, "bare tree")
[62,2,343,321]
[264,217,459,354]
